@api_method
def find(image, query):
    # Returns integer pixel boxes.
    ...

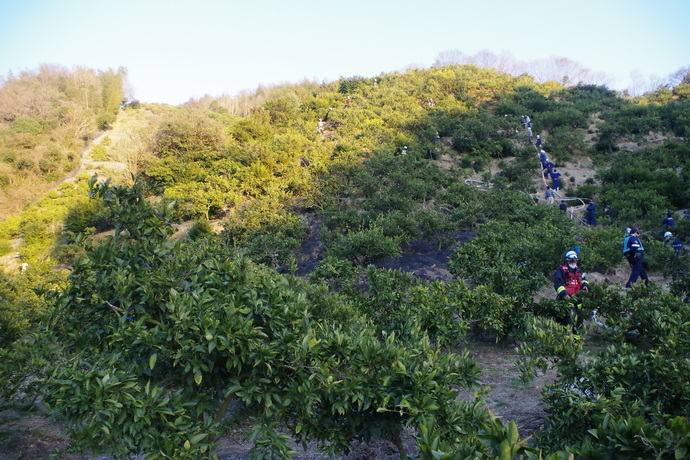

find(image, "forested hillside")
[1,63,690,459]
[0,65,128,219]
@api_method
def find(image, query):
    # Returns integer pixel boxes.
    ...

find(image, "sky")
[1,0,688,105]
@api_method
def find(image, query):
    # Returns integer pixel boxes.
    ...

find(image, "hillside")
[1,65,690,459]
[0,66,128,222]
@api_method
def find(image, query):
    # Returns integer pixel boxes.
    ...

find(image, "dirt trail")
[62,108,155,185]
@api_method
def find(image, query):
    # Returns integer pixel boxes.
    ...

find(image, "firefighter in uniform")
[553,250,589,332]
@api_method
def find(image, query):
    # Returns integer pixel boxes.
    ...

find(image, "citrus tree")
[26,178,511,459]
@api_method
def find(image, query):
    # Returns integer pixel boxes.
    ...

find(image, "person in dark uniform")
[623,228,649,288]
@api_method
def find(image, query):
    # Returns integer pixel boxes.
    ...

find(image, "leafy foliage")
[22,179,500,458]
[3,62,690,458]
[0,65,128,219]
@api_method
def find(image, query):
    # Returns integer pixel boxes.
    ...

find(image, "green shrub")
[96,112,116,130]
[511,86,556,113]
[547,125,588,161]
[10,117,44,135]
[372,211,419,241]
[572,181,598,200]
[21,178,492,459]
[309,256,361,292]
[0,271,45,347]
[222,203,306,246]
[451,114,513,159]
[0,239,12,256]
[448,217,570,299]
[599,186,670,225]
[14,158,35,172]
[539,107,588,131]
[658,100,690,136]
[43,171,61,182]
[1,151,17,163]
[90,143,109,161]
[574,226,625,272]
[413,208,456,249]
[602,104,661,137]
[63,198,110,234]
[243,232,300,272]
[326,225,401,265]
[540,339,690,452]
[187,220,213,240]
[593,126,619,154]
[517,314,584,381]
[494,157,537,190]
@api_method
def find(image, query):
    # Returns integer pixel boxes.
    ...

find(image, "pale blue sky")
[1,0,688,105]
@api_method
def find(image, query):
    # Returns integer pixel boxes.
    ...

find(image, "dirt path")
[61,109,147,185]
[56,107,162,189]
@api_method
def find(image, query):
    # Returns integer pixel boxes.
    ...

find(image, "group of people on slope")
[529,121,591,218]
[523,117,689,335]
[533,131,565,209]
[552,225,689,333]
[539,149,562,191]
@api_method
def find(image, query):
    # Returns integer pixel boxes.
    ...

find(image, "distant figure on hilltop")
[545,186,555,205]
[535,135,542,148]
[316,118,324,134]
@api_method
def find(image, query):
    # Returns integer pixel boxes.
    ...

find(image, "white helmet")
[565,250,579,262]
[664,231,673,239]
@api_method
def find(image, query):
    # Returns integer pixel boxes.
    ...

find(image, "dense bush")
[16,179,514,459]
[187,219,213,240]
[517,284,690,456]
[324,225,402,265]
[451,113,513,159]
[538,107,588,131]
[3,62,690,458]
[601,104,661,137]
[63,197,110,234]
[0,271,45,346]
